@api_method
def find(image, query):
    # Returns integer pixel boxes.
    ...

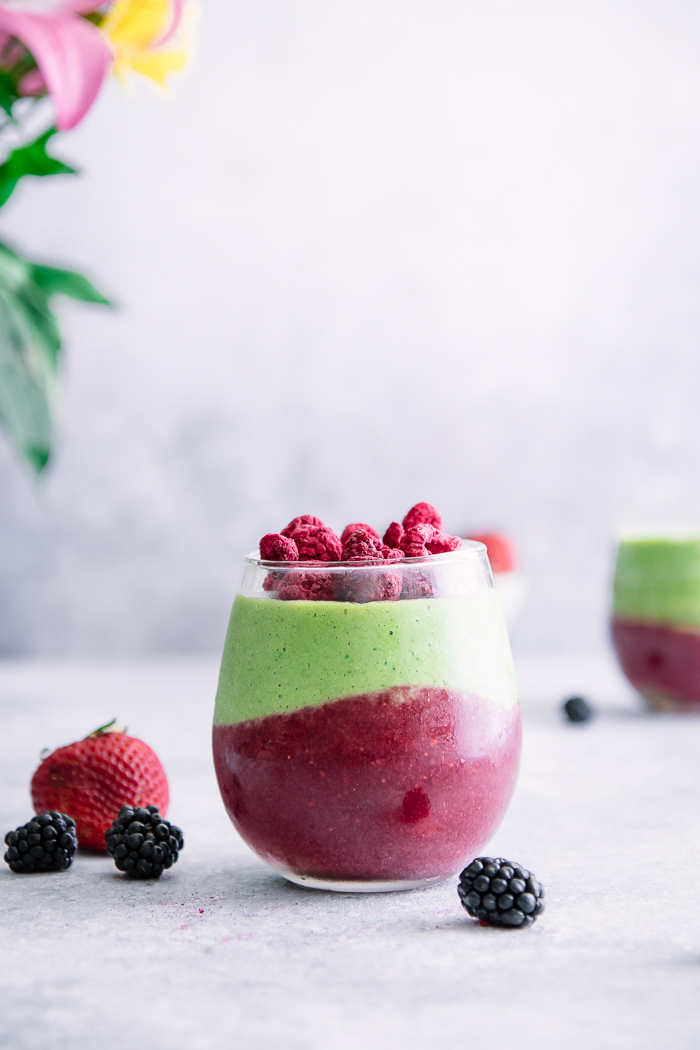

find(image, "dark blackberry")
[458,857,545,927]
[563,696,594,723]
[3,812,77,873]
[105,805,184,879]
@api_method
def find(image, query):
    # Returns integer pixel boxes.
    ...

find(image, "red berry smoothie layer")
[611,618,700,710]
[213,685,520,883]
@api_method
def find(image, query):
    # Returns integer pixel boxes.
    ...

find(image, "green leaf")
[32,265,112,305]
[0,287,53,472]
[0,128,77,210]
[16,287,61,372]
[0,74,18,119]
[0,241,111,473]
[0,241,29,290]
[0,243,60,372]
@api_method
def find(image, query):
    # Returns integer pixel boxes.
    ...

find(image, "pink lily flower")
[0,0,112,130]
[153,0,182,46]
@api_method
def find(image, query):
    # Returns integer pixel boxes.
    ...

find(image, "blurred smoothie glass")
[213,542,521,891]
[612,532,700,712]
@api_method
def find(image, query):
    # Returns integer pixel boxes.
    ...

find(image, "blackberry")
[105,805,184,879]
[563,696,594,723]
[3,812,77,873]
[458,857,545,927]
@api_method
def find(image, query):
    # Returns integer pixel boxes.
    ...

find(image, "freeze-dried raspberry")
[382,546,404,561]
[426,531,461,555]
[402,542,430,558]
[262,572,278,592]
[259,533,299,561]
[281,515,325,539]
[383,522,404,549]
[400,569,435,599]
[294,525,342,562]
[400,523,437,558]
[340,522,380,547]
[402,502,443,532]
[373,571,402,601]
[341,529,384,562]
[362,570,402,602]
[337,569,402,603]
[275,571,335,601]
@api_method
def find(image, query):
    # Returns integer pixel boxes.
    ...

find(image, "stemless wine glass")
[612,532,700,712]
[213,541,521,891]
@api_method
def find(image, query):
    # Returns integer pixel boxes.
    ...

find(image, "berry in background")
[466,533,517,574]
[563,696,594,723]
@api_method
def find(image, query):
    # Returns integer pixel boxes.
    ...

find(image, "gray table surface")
[1,652,699,1050]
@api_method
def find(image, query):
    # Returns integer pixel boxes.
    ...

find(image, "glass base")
[640,686,700,714]
[272,867,452,893]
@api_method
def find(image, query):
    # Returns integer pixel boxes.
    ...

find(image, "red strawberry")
[30,720,169,851]
[466,532,517,574]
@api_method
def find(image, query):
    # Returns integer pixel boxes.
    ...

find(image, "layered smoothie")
[612,536,700,711]
[213,587,520,887]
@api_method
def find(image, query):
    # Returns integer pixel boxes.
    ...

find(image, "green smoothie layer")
[613,537,700,627]
[214,593,517,725]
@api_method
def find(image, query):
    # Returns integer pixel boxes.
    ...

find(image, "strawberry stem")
[86,718,120,739]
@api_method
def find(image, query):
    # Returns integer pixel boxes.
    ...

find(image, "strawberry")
[467,532,517,574]
[30,720,169,851]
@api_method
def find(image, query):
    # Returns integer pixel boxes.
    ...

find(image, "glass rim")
[245,538,487,570]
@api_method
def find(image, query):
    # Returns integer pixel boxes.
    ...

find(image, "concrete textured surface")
[1,652,700,1049]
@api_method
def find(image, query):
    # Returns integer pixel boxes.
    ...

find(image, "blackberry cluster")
[3,812,77,873]
[458,857,545,927]
[105,805,183,879]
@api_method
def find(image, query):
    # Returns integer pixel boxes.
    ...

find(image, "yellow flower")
[100,0,191,90]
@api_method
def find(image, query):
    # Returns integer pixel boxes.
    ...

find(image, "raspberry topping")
[378,570,403,599]
[259,533,299,562]
[400,523,436,558]
[294,524,342,562]
[340,523,380,547]
[281,515,325,539]
[257,502,454,600]
[426,531,461,555]
[341,529,384,562]
[402,502,443,532]
[382,522,404,549]
[400,569,434,599]
[336,568,402,603]
[341,530,406,564]
[275,571,335,601]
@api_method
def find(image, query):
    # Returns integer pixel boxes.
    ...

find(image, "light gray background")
[2,0,700,656]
